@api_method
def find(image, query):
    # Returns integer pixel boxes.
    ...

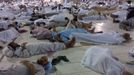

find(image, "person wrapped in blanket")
[2,37,75,58]
[81,46,132,75]
[0,56,54,75]
[70,32,132,45]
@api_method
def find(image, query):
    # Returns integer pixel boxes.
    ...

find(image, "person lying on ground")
[0,56,52,75]
[2,37,75,58]
[71,32,132,45]
[30,24,102,43]
[82,46,132,75]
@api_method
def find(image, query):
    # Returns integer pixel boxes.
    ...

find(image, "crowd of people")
[0,0,134,75]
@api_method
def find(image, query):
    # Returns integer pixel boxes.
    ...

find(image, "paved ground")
[0,18,134,75]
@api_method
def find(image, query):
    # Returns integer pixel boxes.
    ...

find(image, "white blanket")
[3,42,65,58]
[49,12,74,22]
[0,62,45,75]
[81,46,125,75]
[71,32,125,44]
[0,28,19,42]
[25,42,65,56]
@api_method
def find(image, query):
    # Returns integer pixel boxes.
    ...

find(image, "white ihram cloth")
[49,12,74,22]
[3,42,65,58]
[71,32,125,44]
[81,46,125,75]
[0,28,19,42]
[0,62,45,75]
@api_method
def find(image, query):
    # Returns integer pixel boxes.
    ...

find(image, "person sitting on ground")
[82,46,132,75]
[71,32,132,44]
[0,56,52,75]
[2,37,75,58]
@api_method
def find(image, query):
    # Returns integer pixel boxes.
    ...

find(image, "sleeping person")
[70,32,131,44]
[30,24,100,43]
[2,37,75,58]
[0,56,51,75]
[81,46,132,75]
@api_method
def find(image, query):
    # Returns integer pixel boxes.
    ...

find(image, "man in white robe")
[70,32,131,44]
[2,37,75,58]
[81,46,132,75]
[0,59,45,75]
